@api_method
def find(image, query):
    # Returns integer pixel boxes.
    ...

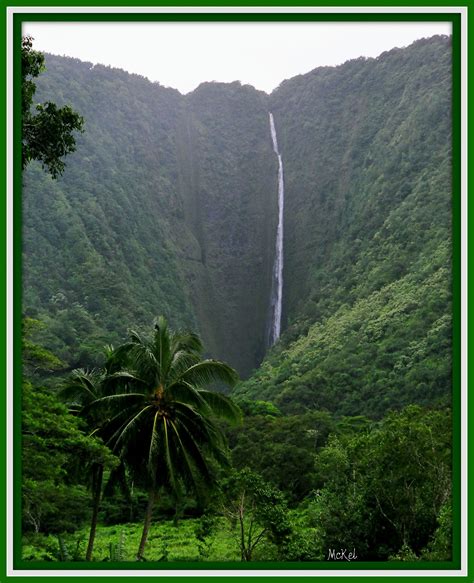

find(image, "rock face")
[23,35,452,404]
[23,61,277,376]
[177,82,277,375]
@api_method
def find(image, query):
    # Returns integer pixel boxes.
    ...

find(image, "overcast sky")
[23,21,451,94]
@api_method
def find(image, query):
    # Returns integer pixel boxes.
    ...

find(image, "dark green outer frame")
[3,2,469,581]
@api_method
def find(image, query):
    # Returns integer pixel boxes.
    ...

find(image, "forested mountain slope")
[235,36,452,416]
[23,58,276,376]
[23,36,453,417]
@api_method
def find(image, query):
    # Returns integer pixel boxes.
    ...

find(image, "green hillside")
[21,34,455,564]
[235,36,452,417]
[23,36,452,416]
[23,60,276,376]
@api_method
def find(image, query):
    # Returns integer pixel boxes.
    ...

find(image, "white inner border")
[6,5,468,578]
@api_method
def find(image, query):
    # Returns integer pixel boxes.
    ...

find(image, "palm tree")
[60,364,117,561]
[60,348,128,561]
[87,316,241,560]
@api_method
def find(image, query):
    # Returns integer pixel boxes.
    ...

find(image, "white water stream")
[268,112,285,346]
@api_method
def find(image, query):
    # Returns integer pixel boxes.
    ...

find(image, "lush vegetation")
[23,342,453,563]
[23,61,276,376]
[235,35,452,417]
[21,35,454,564]
[22,36,84,177]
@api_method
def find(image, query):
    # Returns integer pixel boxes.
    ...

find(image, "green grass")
[22,518,250,562]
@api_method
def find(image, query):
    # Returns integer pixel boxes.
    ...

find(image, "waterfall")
[268,112,285,346]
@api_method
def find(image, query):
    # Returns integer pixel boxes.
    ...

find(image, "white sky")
[23,21,451,94]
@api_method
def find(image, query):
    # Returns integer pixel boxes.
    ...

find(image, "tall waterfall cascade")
[268,112,285,346]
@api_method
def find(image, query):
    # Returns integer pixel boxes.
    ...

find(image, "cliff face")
[23,58,277,376]
[23,36,453,411]
[177,82,277,374]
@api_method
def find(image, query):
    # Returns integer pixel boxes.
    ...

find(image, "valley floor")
[22,518,276,563]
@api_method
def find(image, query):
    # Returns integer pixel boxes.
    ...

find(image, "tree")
[227,410,335,504]
[22,316,64,386]
[22,36,84,178]
[21,323,116,538]
[22,381,117,536]
[60,360,121,561]
[311,405,452,560]
[86,316,241,560]
[220,469,291,561]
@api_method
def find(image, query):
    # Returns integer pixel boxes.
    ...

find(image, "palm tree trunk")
[86,463,104,561]
[137,488,156,560]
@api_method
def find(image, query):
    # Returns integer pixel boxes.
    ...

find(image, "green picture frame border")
[2,2,469,581]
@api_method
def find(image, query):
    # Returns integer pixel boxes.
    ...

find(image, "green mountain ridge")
[24,63,277,376]
[235,34,452,416]
[23,35,452,417]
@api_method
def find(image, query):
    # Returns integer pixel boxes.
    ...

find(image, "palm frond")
[100,405,144,446]
[198,390,242,425]
[170,331,203,356]
[106,371,144,381]
[172,401,223,449]
[109,342,135,366]
[59,368,103,406]
[163,417,177,493]
[128,329,146,346]
[154,315,168,335]
[168,418,211,493]
[112,405,154,452]
[83,392,145,419]
[81,317,239,508]
[175,414,229,472]
[127,342,161,388]
[169,360,239,391]
[168,352,201,385]
[147,411,161,479]
[100,370,143,397]
[154,317,171,383]
[167,381,210,412]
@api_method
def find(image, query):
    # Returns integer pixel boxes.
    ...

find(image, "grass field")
[22,518,279,563]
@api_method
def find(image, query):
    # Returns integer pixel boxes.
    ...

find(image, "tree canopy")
[22,36,84,178]
[83,317,241,559]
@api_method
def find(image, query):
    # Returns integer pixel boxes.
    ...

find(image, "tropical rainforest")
[21,34,455,565]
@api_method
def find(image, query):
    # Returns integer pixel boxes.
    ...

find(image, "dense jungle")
[21,34,454,564]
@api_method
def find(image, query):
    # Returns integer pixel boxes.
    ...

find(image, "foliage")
[22,321,117,536]
[194,514,218,559]
[234,398,282,417]
[22,36,84,178]
[227,410,334,504]
[220,469,291,561]
[22,518,241,562]
[282,506,324,561]
[107,530,126,562]
[59,359,127,561]
[20,35,454,564]
[420,501,452,561]
[22,317,64,382]
[236,36,452,417]
[89,317,240,491]
[236,265,451,417]
[23,59,275,376]
[84,317,240,558]
[389,543,420,562]
[308,406,452,560]
[56,533,86,562]
[22,37,452,416]
[22,381,116,534]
